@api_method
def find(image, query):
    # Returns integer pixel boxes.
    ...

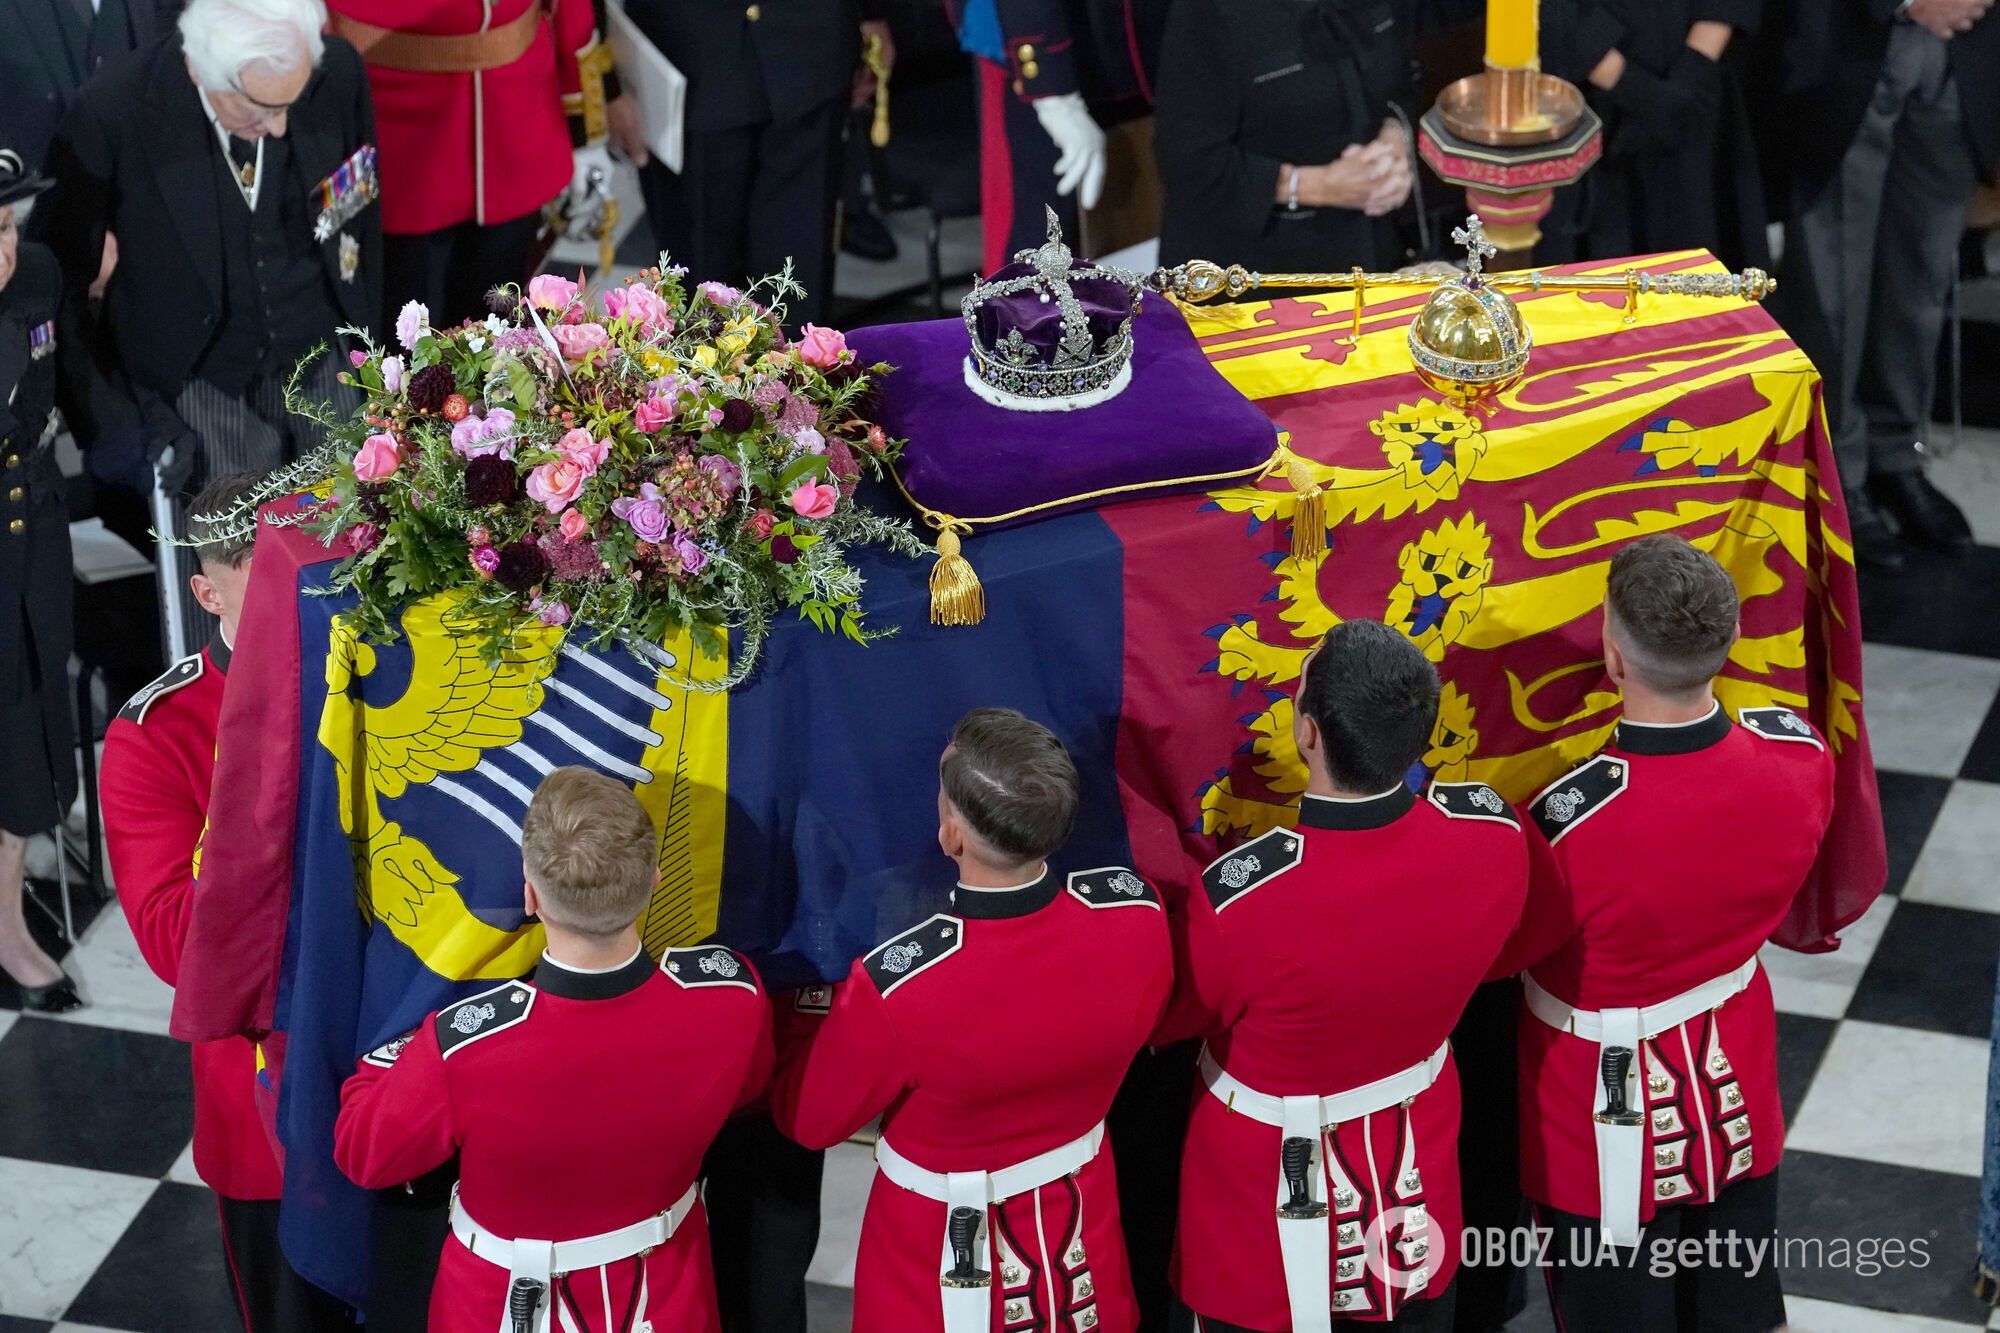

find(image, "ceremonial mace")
[1417,0,1600,264]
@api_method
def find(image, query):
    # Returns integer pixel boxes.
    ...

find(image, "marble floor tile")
[1779,1013,1841,1126]
[805,1281,853,1333]
[1787,1022,1990,1176]
[806,1140,874,1288]
[0,1018,195,1177]
[0,1318,53,1333]
[163,1139,200,1188]
[1765,896,1899,1020]
[42,909,174,1038]
[51,1325,141,1333]
[63,1183,240,1333]
[0,1157,156,1322]
[1928,427,2000,549]
[1784,1295,1987,1332]
[1902,781,2000,914]
[1963,697,2000,785]
[1878,772,1956,895]
[1779,1151,1988,1323]
[1857,547,2000,661]
[1858,647,2000,778]
[1848,901,2000,1039]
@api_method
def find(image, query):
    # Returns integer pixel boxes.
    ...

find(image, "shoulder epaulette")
[1737,706,1825,750]
[118,653,204,725]
[361,1030,417,1069]
[793,982,834,1014]
[1427,781,1520,828]
[863,914,963,997]
[1528,755,1629,845]
[662,944,759,992]
[1201,826,1305,912]
[434,979,535,1058]
[1067,866,1163,911]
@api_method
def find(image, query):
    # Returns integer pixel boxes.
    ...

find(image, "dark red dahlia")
[770,533,798,565]
[464,455,519,506]
[492,540,548,594]
[407,363,457,414]
[718,398,756,434]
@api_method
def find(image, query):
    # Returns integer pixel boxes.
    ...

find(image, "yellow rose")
[691,344,720,371]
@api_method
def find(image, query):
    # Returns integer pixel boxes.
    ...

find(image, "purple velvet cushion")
[847,299,1280,530]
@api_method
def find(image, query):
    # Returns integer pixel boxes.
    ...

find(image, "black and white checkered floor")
[4,263,1997,1328]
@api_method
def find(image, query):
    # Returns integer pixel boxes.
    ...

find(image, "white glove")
[1031,93,1107,211]
[562,144,617,240]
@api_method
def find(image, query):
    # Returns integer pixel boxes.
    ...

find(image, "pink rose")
[788,480,838,521]
[793,427,826,455]
[559,508,590,541]
[796,323,850,369]
[395,300,428,352]
[471,544,501,575]
[672,531,708,575]
[634,395,673,434]
[344,522,381,554]
[348,349,366,367]
[552,322,610,363]
[536,599,572,627]
[605,284,675,337]
[699,453,742,500]
[611,482,670,543]
[352,432,402,481]
[746,508,776,540]
[525,459,586,512]
[381,355,405,394]
[527,272,580,312]
[697,281,742,307]
[556,427,610,475]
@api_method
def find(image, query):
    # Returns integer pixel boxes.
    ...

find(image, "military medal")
[338,233,360,284]
[27,320,55,361]
[314,143,379,242]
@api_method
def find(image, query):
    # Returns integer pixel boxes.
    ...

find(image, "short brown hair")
[520,766,657,938]
[190,471,263,569]
[939,708,1079,866]
[1606,535,1739,695]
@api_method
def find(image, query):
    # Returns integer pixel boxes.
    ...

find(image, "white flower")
[466,335,486,353]
[395,300,428,353]
[484,314,507,337]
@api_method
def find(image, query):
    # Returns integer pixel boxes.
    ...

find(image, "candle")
[1485,0,1538,69]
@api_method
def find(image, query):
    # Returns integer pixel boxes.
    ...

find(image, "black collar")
[207,634,232,676]
[951,866,1059,920]
[1614,704,1731,756]
[1297,785,1415,831]
[532,947,653,1001]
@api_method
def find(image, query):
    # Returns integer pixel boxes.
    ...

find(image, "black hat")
[0,150,53,209]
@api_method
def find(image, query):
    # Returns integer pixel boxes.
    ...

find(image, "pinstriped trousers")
[158,353,354,660]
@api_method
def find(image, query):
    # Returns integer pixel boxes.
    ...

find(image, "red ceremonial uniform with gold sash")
[769,865,1173,1333]
[1499,705,1837,1233]
[327,0,603,233]
[334,946,772,1333]
[99,640,283,1202]
[1162,784,1535,1331]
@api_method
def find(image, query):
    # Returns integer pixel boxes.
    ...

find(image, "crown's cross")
[1452,214,1498,281]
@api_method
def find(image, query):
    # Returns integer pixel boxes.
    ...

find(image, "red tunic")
[1500,705,1839,1225]
[329,0,599,234]
[99,642,283,1202]
[769,865,1173,1333]
[1162,784,1534,1329]
[333,946,773,1333]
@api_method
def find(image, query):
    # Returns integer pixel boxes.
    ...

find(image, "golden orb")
[1407,275,1533,411]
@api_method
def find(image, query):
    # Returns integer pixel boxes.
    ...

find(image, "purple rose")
[611,482,671,543]
[672,531,709,575]
[698,453,742,500]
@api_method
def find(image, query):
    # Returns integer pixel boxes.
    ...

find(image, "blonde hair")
[521,767,656,938]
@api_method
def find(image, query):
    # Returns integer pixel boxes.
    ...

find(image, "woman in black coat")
[0,150,81,1012]
[1154,0,1418,274]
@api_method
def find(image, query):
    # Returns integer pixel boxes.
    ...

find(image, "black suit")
[625,0,865,326]
[33,32,380,455]
[0,0,180,172]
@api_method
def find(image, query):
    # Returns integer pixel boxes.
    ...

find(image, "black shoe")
[1848,499,1908,574]
[840,205,898,263]
[17,971,83,1014]
[1872,471,1975,555]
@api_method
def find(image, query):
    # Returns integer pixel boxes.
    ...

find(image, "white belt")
[449,1180,699,1333]
[1523,957,1759,1249]
[1200,1041,1450,1333]
[875,1122,1105,1333]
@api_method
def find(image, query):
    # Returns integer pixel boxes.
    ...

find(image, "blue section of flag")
[956,0,1005,64]
[273,510,1130,1310]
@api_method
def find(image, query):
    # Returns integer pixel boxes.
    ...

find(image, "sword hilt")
[1278,1135,1329,1220]
[1594,1045,1644,1126]
[507,1277,546,1333]
[942,1205,991,1289]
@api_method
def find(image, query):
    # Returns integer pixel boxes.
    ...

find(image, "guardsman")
[1496,534,1838,1330]
[769,707,1172,1333]
[1163,619,1537,1333]
[334,766,773,1333]
[99,473,352,1330]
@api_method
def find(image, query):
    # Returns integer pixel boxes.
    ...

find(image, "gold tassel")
[1287,457,1327,564]
[929,526,984,626]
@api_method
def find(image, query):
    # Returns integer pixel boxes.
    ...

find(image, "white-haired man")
[33,0,378,653]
